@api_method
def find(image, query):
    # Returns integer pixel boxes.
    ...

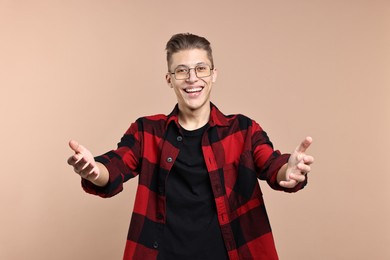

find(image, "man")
[67,33,314,260]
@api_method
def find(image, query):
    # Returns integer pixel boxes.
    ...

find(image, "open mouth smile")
[184,87,203,93]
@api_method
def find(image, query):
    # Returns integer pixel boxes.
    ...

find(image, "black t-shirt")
[158,124,228,260]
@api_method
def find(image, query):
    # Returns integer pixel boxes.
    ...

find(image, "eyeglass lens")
[174,65,211,79]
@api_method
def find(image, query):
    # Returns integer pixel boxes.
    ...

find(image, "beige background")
[1,1,389,259]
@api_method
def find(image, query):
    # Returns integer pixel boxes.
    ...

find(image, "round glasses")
[170,64,213,80]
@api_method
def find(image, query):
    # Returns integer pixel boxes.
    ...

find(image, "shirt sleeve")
[81,121,142,198]
[251,121,307,193]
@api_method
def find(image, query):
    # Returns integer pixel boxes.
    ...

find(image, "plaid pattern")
[82,103,307,260]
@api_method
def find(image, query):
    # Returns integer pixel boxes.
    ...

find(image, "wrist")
[91,163,109,187]
[277,163,288,184]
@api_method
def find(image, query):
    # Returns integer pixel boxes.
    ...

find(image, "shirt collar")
[166,102,229,129]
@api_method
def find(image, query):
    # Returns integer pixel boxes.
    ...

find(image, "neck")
[178,104,210,131]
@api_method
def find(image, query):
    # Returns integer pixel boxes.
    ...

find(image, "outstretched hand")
[278,136,314,188]
[67,140,100,182]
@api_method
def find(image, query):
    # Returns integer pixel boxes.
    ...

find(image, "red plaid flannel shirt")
[82,103,307,259]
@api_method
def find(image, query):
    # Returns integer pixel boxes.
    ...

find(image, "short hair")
[165,33,214,70]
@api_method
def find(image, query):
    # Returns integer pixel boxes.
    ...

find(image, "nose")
[186,68,198,82]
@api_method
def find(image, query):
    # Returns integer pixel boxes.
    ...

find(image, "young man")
[67,33,314,260]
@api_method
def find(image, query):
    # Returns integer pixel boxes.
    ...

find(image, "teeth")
[185,87,202,93]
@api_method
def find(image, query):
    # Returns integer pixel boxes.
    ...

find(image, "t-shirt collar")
[166,102,229,129]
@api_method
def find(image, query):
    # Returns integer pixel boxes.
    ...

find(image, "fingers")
[296,136,312,153]
[303,155,314,163]
[279,172,307,188]
[78,163,97,178]
[279,178,301,188]
[67,140,91,169]
[279,180,295,188]
[68,154,98,179]
[297,161,311,174]
[67,140,98,180]
[280,156,312,188]
[72,156,90,173]
[280,137,314,189]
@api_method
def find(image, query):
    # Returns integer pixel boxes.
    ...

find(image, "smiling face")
[166,48,217,116]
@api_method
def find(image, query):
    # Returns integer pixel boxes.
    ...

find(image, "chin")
[187,100,209,111]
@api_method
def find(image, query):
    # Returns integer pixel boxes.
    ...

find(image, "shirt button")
[153,241,159,249]
[158,187,165,195]
[156,213,164,220]
[166,157,173,163]
[176,136,183,142]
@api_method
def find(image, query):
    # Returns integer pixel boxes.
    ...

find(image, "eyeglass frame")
[169,64,214,80]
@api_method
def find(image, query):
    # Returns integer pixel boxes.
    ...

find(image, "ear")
[165,73,173,88]
[211,68,217,83]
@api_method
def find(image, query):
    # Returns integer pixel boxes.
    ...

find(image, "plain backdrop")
[1,1,389,259]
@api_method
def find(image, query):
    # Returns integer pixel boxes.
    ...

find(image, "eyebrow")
[175,62,209,68]
[177,61,209,67]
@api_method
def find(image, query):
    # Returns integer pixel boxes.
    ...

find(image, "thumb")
[69,140,83,153]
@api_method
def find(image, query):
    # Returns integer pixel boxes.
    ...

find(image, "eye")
[196,65,208,72]
[175,67,189,74]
